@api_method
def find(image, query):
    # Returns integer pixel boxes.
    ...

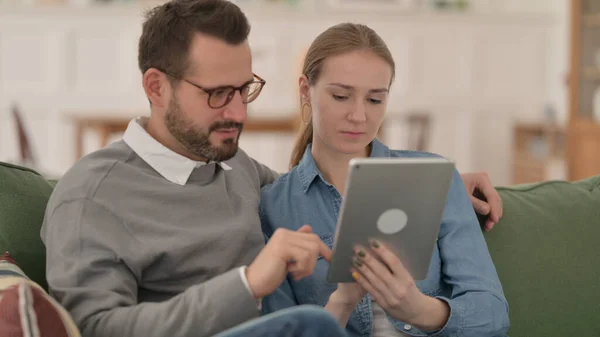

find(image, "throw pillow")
[0,252,81,337]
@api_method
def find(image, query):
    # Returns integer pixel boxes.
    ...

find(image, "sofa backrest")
[0,162,54,290]
[484,175,600,337]
[1,160,599,335]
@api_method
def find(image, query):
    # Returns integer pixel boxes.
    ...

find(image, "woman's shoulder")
[259,167,312,235]
[259,167,305,210]
[261,168,296,195]
[387,148,447,160]
[387,149,460,182]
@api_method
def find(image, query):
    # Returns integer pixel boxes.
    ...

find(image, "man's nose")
[223,91,248,123]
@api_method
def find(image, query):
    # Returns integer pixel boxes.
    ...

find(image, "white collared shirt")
[122,117,231,186]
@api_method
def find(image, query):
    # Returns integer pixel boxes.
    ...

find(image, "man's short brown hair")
[138,0,251,79]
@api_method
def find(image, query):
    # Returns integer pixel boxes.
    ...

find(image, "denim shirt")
[259,139,510,337]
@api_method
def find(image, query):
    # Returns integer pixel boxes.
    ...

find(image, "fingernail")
[352,271,360,280]
[357,250,366,258]
[353,259,362,267]
[371,240,380,248]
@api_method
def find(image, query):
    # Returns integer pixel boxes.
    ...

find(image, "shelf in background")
[65,113,299,160]
[582,14,600,27]
[583,67,600,79]
[512,122,566,184]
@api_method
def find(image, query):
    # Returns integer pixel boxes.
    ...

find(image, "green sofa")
[1,161,598,336]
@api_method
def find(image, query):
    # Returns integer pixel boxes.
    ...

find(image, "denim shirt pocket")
[290,232,338,308]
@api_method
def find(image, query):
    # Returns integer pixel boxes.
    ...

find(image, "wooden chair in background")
[403,111,431,152]
[11,103,37,167]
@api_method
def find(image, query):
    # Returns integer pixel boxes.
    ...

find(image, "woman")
[259,23,509,337]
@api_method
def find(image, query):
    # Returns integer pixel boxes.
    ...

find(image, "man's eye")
[368,98,383,104]
[212,89,229,98]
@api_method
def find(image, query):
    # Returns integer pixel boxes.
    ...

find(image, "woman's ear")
[298,74,310,104]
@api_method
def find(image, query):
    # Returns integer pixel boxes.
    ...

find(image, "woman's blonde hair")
[289,23,395,169]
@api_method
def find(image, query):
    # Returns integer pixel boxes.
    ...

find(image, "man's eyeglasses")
[162,70,266,109]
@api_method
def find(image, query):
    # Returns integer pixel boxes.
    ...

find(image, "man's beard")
[164,94,243,162]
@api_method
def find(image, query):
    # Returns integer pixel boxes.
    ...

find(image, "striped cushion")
[0,252,82,337]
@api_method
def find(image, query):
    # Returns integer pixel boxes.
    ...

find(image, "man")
[41,1,502,337]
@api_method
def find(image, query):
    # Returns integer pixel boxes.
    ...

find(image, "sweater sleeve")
[250,157,281,187]
[41,198,260,337]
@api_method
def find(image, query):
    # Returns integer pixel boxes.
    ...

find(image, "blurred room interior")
[1,0,599,187]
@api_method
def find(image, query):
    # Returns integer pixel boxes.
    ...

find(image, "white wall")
[0,0,569,185]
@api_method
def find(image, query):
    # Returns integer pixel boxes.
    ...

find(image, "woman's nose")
[347,102,367,122]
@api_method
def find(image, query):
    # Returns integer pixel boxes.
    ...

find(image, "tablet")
[327,157,455,283]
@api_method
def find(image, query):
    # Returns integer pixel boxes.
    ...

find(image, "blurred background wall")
[0,0,577,186]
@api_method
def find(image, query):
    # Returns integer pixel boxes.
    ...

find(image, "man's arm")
[460,172,503,231]
[42,198,260,337]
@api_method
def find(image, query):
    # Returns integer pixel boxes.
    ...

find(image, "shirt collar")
[296,138,391,193]
[122,117,231,185]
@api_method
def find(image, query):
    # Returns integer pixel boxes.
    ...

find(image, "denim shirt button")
[403,324,412,330]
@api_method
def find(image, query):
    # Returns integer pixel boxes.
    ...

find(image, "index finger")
[368,239,408,278]
[318,241,332,262]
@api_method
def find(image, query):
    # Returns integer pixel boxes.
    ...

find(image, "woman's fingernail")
[357,250,366,258]
[353,259,362,267]
[371,240,380,248]
[352,271,360,280]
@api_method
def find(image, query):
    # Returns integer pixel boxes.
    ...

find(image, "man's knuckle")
[388,298,401,308]
[272,228,286,239]
[300,249,310,260]
[395,287,409,300]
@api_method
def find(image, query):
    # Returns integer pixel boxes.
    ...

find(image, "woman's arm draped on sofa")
[433,170,510,336]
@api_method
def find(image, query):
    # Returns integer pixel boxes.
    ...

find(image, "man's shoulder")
[226,148,268,172]
[49,141,136,203]
[225,148,279,185]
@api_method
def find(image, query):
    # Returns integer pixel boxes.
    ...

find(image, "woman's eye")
[333,95,348,101]
[368,98,383,104]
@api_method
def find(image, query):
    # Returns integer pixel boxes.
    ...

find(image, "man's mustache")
[209,121,244,133]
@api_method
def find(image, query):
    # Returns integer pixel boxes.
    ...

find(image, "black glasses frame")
[161,69,266,109]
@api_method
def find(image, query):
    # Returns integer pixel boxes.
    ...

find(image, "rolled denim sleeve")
[406,170,509,336]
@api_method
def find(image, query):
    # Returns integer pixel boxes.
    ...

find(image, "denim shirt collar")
[296,138,391,193]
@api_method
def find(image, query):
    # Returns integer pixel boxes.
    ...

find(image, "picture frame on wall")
[324,0,420,12]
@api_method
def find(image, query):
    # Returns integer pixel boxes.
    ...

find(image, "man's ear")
[143,68,169,109]
[298,74,311,104]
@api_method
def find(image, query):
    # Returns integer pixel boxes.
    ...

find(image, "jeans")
[213,305,348,337]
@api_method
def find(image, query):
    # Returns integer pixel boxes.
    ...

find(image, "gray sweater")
[41,139,278,337]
